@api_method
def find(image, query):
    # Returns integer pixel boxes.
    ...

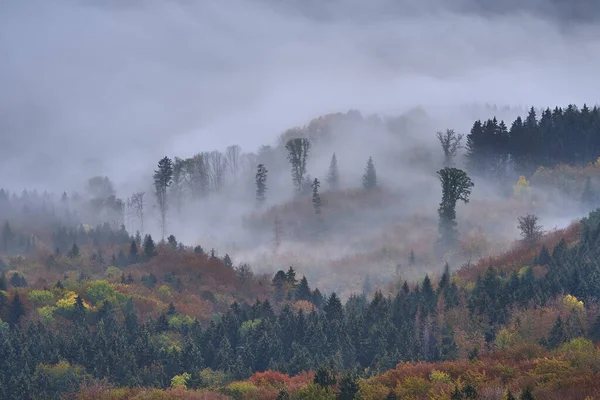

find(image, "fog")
[2,0,599,294]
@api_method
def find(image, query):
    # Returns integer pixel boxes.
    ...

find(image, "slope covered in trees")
[2,103,600,399]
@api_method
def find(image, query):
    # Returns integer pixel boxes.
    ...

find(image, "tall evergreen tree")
[153,156,173,240]
[362,157,377,190]
[255,164,268,206]
[312,178,322,215]
[326,153,340,190]
[143,234,157,259]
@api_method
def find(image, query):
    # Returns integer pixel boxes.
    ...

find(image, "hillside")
[2,104,600,400]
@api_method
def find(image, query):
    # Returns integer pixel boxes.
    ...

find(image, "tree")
[437,129,464,166]
[8,292,25,326]
[2,221,14,253]
[581,176,596,210]
[226,145,242,182]
[338,373,359,400]
[256,164,268,206]
[167,235,177,250]
[409,250,416,266]
[548,316,566,349]
[223,254,233,268]
[285,138,311,193]
[153,157,173,240]
[143,235,157,259]
[518,214,543,247]
[437,167,474,249]
[326,153,340,190]
[206,150,228,192]
[314,364,336,391]
[519,386,535,400]
[171,157,186,215]
[312,178,322,215]
[362,157,377,190]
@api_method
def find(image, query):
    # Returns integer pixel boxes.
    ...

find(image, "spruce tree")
[548,316,566,349]
[256,164,268,206]
[338,373,359,400]
[519,386,535,400]
[326,153,340,190]
[362,156,377,189]
[129,240,138,263]
[296,276,311,301]
[7,292,25,326]
[143,234,157,259]
[312,178,322,215]
[223,254,233,268]
[153,156,174,240]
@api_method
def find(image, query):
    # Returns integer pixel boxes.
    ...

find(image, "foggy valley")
[2,1,600,399]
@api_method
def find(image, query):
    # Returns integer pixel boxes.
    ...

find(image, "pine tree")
[8,292,25,326]
[153,156,174,240]
[362,156,377,190]
[314,364,336,391]
[135,230,142,247]
[409,249,416,265]
[548,316,566,349]
[68,243,79,259]
[256,164,268,206]
[326,153,340,190]
[338,372,359,400]
[129,240,138,263]
[143,234,157,259]
[312,178,322,215]
[505,389,516,400]
[223,254,233,268]
[296,276,311,301]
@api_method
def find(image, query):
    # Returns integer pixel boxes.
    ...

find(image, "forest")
[1,104,600,399]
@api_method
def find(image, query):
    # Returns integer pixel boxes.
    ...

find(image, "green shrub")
[28,290,55,304]
[85,280,116,304]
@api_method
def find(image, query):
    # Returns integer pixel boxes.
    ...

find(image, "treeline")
[466,104,600,180]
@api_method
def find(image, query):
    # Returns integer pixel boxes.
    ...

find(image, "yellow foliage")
[226,381,258,397]
[396,377,431,398]
[357,381,391,400]
[56,291,91,310]
[495,328,520,350]
[157,285,171,300]
[513,176,532,201]
[170,372,190,389]
[28,289,55,304]
[105,266,122,278]
[562,294,584,311]
[38,306,57,323]
[430,370,452,384]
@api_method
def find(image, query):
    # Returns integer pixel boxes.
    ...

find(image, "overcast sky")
[1,0,600,193]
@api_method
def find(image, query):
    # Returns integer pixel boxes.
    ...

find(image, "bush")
[168,314,195,330]
[38,306,56,323]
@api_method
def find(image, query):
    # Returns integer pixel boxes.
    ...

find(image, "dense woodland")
[2,104,600,399]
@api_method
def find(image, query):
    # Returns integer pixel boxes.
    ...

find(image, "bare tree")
[273,214,283,252]
[184,153,210,198]
[130,192,145,236]
[226,145,242,182]
[437,129,464,166]
[171,157,186,215]
[207,150,228,192]
[518,214,543,247]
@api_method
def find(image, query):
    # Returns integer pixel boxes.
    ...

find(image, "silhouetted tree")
[153,156,173,240]
[362,157,377,190]
[437,129,464,166]
[518,214,543,248]
[256,164,268,206]
[312,178,322,215]
[285,138,311,193]
[437,167,474,249]
[326,153,340,190]
[143,234,157,259]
